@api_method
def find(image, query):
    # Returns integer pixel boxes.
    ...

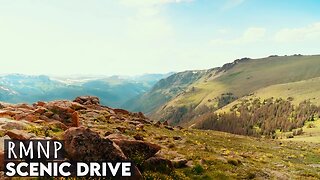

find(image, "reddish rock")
[44,101,82,127]
[2,122,28,130]
[35,101,46,107]
[44,111,54,118]
[73,96,100,106]
[72,111,80,127]
[13,113,24,120]
[0,151,4,171]
[34,107,47,114]
[64,127,127,162]
[24,114,37,122]
[114,109,130,115]
[39,115,50,121]
[5,130,33,140]
[15,104,34,110]
[52,114,62,121]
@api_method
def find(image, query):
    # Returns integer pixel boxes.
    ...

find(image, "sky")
[0,0,320,76]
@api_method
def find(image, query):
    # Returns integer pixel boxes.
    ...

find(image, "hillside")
[0,97,319,179]
[218,77,320,114]
[123,70,209,114]
[0,74,169,108]
[147,55,320,125]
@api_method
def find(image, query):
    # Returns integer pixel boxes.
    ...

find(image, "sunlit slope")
[251,77,320,105]
[218,77,320,113]
[154,55,320,122]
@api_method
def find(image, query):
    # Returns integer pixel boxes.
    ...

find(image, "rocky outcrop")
[0,100,84,127]
[43,101,83,127]
[0,96,175,178]
[73,96,100,106]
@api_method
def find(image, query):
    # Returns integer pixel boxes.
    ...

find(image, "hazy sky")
[0,0,320,76]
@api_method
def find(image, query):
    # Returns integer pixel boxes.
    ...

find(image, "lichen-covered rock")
[142,157,173,173]
[172,158,188,168]
[112,139,161,164]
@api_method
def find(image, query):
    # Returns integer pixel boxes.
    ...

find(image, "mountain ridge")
[127,54,320,126]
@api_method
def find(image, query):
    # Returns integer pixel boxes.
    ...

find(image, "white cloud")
[211,27,266,45]
[222,0,245,10]
[274,22,320,43]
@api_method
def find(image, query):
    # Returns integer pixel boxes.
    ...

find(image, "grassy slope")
[279,119,320,143]
[90,119,320,179]
[154,55,320,122]
[248,77,320,106]
[218,76,320,114]
[124,70,208,114]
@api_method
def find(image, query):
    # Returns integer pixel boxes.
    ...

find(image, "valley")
[0,73,171,108]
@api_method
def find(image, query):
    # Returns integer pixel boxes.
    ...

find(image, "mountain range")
[2,54,320,128]
[127,54,320,126]
[0,73,172,107]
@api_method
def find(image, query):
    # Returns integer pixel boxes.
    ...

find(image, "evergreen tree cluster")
[195,98,320,137]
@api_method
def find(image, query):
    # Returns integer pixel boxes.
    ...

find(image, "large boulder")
[64,127,142,179]
[73,96,100,106]
[64,127,127,162]
[111,139,161,165]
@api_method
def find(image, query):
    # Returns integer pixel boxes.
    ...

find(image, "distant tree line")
[195,98,320,137]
